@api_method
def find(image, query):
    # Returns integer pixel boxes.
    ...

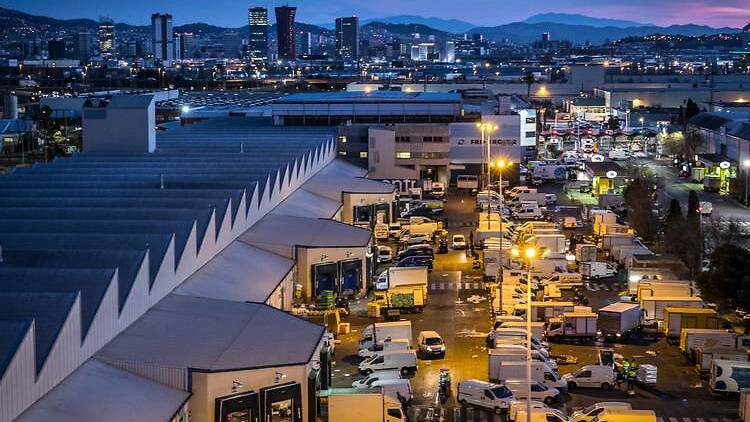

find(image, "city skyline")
[1,0,748,29]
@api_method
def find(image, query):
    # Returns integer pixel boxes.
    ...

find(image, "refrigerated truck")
[518,301,576,322]
[695,347,748,373]
[529,234,567,254]
[579,261,618,279]
[711,359,750,393]
[636,281,695,302]
[326,389,406,422]
[546,311,598,342]
[663,307,719,338]
[384,267,428,289]
[597,302,641,340]
[639,296,704,322]
[680,328,740,355]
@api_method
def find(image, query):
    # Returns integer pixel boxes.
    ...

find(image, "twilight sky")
[2,0,749,28]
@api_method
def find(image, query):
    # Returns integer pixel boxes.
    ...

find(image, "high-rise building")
[152,13,174,62]
[47,39,67,60]
[98,19,116,59]
[222,31,243,58]
[443,41,455,63]
[542,32,550,42]
[76,29,94,60]
[247,7,268,62]
[275,6,296,61]
[335,16,359,60]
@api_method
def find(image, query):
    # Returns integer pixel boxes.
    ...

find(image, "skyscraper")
[76,29,93,60]
[151,13,174,62]
[98,19,115,59]
[247,7,268,62]
[275,6,296,61]
[335,16,359,60]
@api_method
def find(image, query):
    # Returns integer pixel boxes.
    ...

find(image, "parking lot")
[330,187,742,422]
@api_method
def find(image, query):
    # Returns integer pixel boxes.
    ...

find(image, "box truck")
[597,302,641,340]
[490,360,567,389]
[636,281,695,302]
[680,328,739,355]
[639,296,704,322]
[326,389,406,422]
[663,307,719,337]
[520,301,576,322]
[546,311,598,342]
[579,261,618,279]
[575,244,598,263]
[530,234,567,254]
[498,321,546,339]
[359,321,413,350]
[711,359,750,393]
[695,347,748,373]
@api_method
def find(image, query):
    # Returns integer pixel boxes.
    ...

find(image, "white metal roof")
[301,160,395,201]
[271,188,342,219]
[173,241,294,303]
[239,214,372,252]
[15,359,188,422]
[95,294,324,372]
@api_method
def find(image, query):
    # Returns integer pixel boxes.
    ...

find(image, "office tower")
[299,31,313,56]
[152,13,174,61]
[248,7,268,62]
[335,16,359,60]
[47,39,66,60]
[178,33,196,59]
[173,35,182,60]
[443,41,455,63]
[98,19,116,59]
[222,31,243,58]
[275,6,296,60]
[76,29,93,60]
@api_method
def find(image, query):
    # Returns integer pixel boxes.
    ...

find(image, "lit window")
[338,151,347,156]
[338,136,348,143]
[396,152,411,159]
[360,151,368,158]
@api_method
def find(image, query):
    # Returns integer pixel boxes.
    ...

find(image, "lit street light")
[511,245,540,422]
[743,159,750,206]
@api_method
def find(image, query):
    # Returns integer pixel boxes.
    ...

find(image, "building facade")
[151,13,174,62]
[97,20,115,59]
[247,7,269,62]
[275,6,297,61]
[335,17,359,61]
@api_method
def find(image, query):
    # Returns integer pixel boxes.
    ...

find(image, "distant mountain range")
[0,6,740,47]
[469,21,740,44]
[523,13,650,28]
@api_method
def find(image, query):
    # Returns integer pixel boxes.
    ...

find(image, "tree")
[685,98,700,120]
[696,244,750,316]
[606,115,620,131]
[665,198,683,224]
[522,72,535,98]
[687,190,700,221]
[623,177,658,240]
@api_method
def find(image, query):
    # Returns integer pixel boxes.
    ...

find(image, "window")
[526,117,537,124]
[371,356,384,364]
[338,151,347,156]
[423,136,433,143]
[547,415,564,422]
[396,152,412,159]
[577,370,592,378]
[387,409,402,418]
[484,390,495,399]
[526,131,536,138]
[360,151,368,159]
[338,136,348,143]
[360,136,368,143]
[396,136,411,143]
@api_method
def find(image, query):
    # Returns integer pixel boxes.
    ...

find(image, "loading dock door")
[215,391,260,422]
[313,263,338,296]
[340,259,362,293]
[260,382,302,422]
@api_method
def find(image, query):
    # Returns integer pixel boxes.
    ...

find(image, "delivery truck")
[520,301,577,322]
[498,321,546,339]
[546,311,598,343]
[381,267,429,290]
[639,296,704,322]
[326,389,406,422]
[579,261,618,279]
[599,234,635,252]
[529,234,567,254]
[575,244,598,263]
[636,281,695,302]
[680,328,739,355]
[695,347,748,373]
[374,284,427,313]
[597,302,641,340]
[711,359,750,393]
[626,268,680,294]
[360,321,413,350]
[490,360,567,389]
[663,307,719,338]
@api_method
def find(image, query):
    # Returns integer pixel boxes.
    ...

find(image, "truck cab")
[417,330,446,358]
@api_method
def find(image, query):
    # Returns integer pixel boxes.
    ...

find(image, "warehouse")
[0,110,391,422]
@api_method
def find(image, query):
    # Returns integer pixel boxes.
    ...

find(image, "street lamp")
[511,245,540,422]
[743,159,750,206]
[477,123,498,190]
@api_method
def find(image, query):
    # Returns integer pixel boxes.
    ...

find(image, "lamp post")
[511,245,539,422]
[743,159,750,206]
[477,123,498,190]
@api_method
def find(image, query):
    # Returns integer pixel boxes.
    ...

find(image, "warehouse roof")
[272,188,342,219]
[174,241,295,303]
[240,214,372,253]
[275,91,461,104]
[301,159,395,201]
[96,294,324,371]
[15,359,189,422]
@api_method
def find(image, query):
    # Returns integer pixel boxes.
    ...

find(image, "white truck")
[639,296,704,322]
[326,390,406,422]
[530,234,567,254]
[597,302,641,340]
[380,267,429,290]
[680,328,741,355]
[636,281,695,302]
[359,321,413,350]
[546,311,598,342]
[499,321,546,339]
[710,359,750,393]
[522,301,576,322]
[575,244,598,263]
[513,192,551,207]
[490,360,567,389]
[579,262,618,279]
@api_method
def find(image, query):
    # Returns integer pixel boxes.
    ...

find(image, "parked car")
[395,255,433,270]
[406,234,432,245]
[699,201,713,216]
[563,365,616,390]
[377,246,393,263]
[351,370,402,388]
[388,222,402,238]
[457,380,515,414]
[417,330,446,358]
[570,402,632,422]
[397,245,434,260]
[451,234,467,249]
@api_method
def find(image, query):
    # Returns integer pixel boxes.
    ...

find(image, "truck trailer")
[639,296,704,322]
[359,321,413,350]
[326,389,406,422]
[680,328,739,355]
[663,307,719,338]
[546,311,598,342]
[597,302,641,340]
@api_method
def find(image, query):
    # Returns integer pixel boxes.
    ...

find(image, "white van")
[570,402,632,422]
[514,408,571,422]
[508,400,548,421]
[358,338,411,358]
[351,370,402,388]
[563,365,616,390]
[456,379,514,414]
[371,378,413,402]
[358,350,418,376]
[513,204,543,220]
[608,149,630,161]
[503,379,560,404]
